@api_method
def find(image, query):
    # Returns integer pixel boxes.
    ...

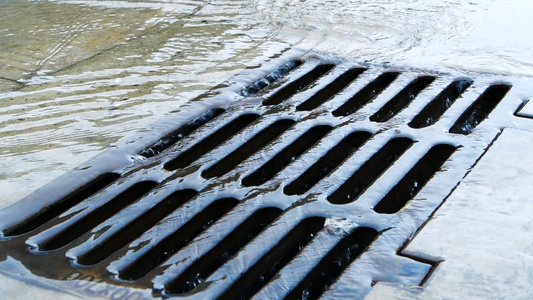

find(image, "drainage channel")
[0,51,532,300]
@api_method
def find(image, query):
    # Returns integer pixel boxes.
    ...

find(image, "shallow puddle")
[1,1,533,299]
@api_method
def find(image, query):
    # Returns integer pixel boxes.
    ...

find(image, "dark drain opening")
[3,173,120,237]
[77,189,197,266]
[284,131,372,196]
[118,198,238,281]
[409,79,473,128]
[332,72,399,117]
[37,181,158,251]
[241,125,333,187]
[164,114,260,171]
[328,137,414,205]
[370,76,436,123]
[296,68,365,111]
[449,84,511,135]
[201,119,295,179]
[218,217,325,300]
[285,227,378,300]
[263,64,335,106]
[0,53,520,299]
[140,108,225,158]
[164,207,282,295]
[241,60,302,97]
[374,144,456,214]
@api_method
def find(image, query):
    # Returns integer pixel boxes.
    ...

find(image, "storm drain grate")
[1,51,533,299]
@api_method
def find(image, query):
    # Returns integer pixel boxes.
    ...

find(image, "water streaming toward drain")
[1,1,533,299]
[252,0,533,75]
[3,0,533,209]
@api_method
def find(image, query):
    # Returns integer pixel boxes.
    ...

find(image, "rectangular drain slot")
[241,125,333,187]
[218,217,325,300]
[296,68,365,111]
[284,131,372,196]
[164,207,282,295]
[118,198,238,281]
[164,114,260,171]
[328,137,413,205]
[241,60,302,97]
[37,181,158,251]
[201,119,295,179]
[263,64,335,105]
[139,108,225,158]
[374,144,456,214]
[409,79,473,128]
[370,76,435,122]
[76,189,197,266]
[332,72,399,117]
[0,53,523,299]
[4,172,120,237]
[449,84,511,135]
[284,227,378,300]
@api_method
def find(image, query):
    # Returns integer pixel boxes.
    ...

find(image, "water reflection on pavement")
[1,1,533,299]
[0,0,290,208]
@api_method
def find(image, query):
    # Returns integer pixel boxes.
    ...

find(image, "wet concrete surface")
[0,0,295,209]
[2,0,533,299]
[366,128,533,300]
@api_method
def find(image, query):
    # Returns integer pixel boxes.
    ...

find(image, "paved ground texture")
[1,0,533,299]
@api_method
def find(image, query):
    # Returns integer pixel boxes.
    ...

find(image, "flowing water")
[2,0,533,208]
[254,0,533,75]
[1,0,533,298]
[0,0,289,208]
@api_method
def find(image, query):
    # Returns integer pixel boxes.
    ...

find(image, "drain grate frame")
[1,49,533,299]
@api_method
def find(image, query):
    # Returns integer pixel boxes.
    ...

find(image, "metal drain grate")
[1,51,533,299]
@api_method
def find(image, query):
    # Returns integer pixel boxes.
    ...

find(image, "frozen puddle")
[2,52,533,299]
